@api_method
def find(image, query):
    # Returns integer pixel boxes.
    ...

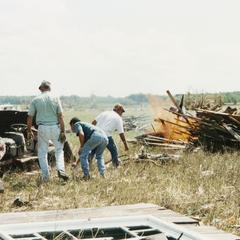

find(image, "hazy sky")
[1,0,240,97]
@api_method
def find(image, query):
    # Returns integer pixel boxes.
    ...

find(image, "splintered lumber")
[222,123,240,141]
[144,135,188,145]
[173,129,191,136]
[154,118,191,130]
[166,90,182,113]
[165,107,200,121]
[144,142,186,149]
[135,134,188,148]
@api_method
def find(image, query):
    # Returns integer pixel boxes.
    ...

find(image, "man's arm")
[72,128,85,167]
[78,129,85,148]
[58,113,65,133]
[119,133,129,151]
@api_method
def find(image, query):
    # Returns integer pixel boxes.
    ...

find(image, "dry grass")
[1,107,240,236]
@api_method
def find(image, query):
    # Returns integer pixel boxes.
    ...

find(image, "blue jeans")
[80,131,108,177]
[107,136,120,167]
[90,136,120,167]
[38,125,65,181]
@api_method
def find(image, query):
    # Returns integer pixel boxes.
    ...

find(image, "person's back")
[72,121,106,143]
[30,92,62,126]
[27,81,68,182]
[92,104,128,168]
[70,117,108,179]
[96,110,123,136]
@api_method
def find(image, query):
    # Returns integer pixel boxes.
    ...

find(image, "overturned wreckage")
[0,110,74,191]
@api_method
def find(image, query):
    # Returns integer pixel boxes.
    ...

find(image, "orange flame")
[148,95,195,142]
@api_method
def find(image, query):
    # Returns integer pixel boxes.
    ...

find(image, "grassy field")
[0,105,240,236]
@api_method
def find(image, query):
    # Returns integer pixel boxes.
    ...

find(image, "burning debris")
[134,90,240,152]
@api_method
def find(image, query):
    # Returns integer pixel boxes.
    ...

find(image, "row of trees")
[0,94,151,109]
[0,92,239,109]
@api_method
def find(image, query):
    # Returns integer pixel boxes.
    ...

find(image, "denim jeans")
[106,136,120,167]
[80,131,108,177]
[38,125,65,181]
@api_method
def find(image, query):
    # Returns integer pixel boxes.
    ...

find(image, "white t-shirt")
[96,111,124,137]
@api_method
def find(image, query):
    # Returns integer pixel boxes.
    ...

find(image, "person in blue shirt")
[27,80,68,182]
[70,117,108,180]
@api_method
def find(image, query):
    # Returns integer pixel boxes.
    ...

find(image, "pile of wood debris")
[134,90,240,153]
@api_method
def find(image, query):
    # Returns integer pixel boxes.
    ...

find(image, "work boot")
[113,159,121,168]
[81,175,90,181]
[58,170,69,181]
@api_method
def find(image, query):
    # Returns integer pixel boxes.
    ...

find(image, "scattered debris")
[134,146,180,164]
[12,197,31,207]
[123,115,151,131]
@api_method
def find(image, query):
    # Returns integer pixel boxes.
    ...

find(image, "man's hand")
[58,132,66,143]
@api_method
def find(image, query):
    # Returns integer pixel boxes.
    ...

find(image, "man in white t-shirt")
[92,104,129,167]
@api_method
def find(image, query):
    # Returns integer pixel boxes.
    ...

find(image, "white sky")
[1,0,240,97]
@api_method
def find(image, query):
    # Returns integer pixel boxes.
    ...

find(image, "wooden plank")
[222,123,240,141]
[16,156,38,163]
[144,142,186,149]
[145,135,188,145]
[166,90,182,113]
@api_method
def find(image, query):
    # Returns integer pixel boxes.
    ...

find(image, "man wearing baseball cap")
[92,103,129,167]
[27,80,69,182]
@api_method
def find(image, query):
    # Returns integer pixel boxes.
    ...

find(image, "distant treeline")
[0,94,154,109]
[176,91,240,106]
[0,92,240,109]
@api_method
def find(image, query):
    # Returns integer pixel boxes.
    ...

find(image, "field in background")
[0,104,240,236]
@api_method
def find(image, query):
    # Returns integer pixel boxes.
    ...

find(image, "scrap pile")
[135,90,240,152]
[191,109,240,151]
[153,108,240,151]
